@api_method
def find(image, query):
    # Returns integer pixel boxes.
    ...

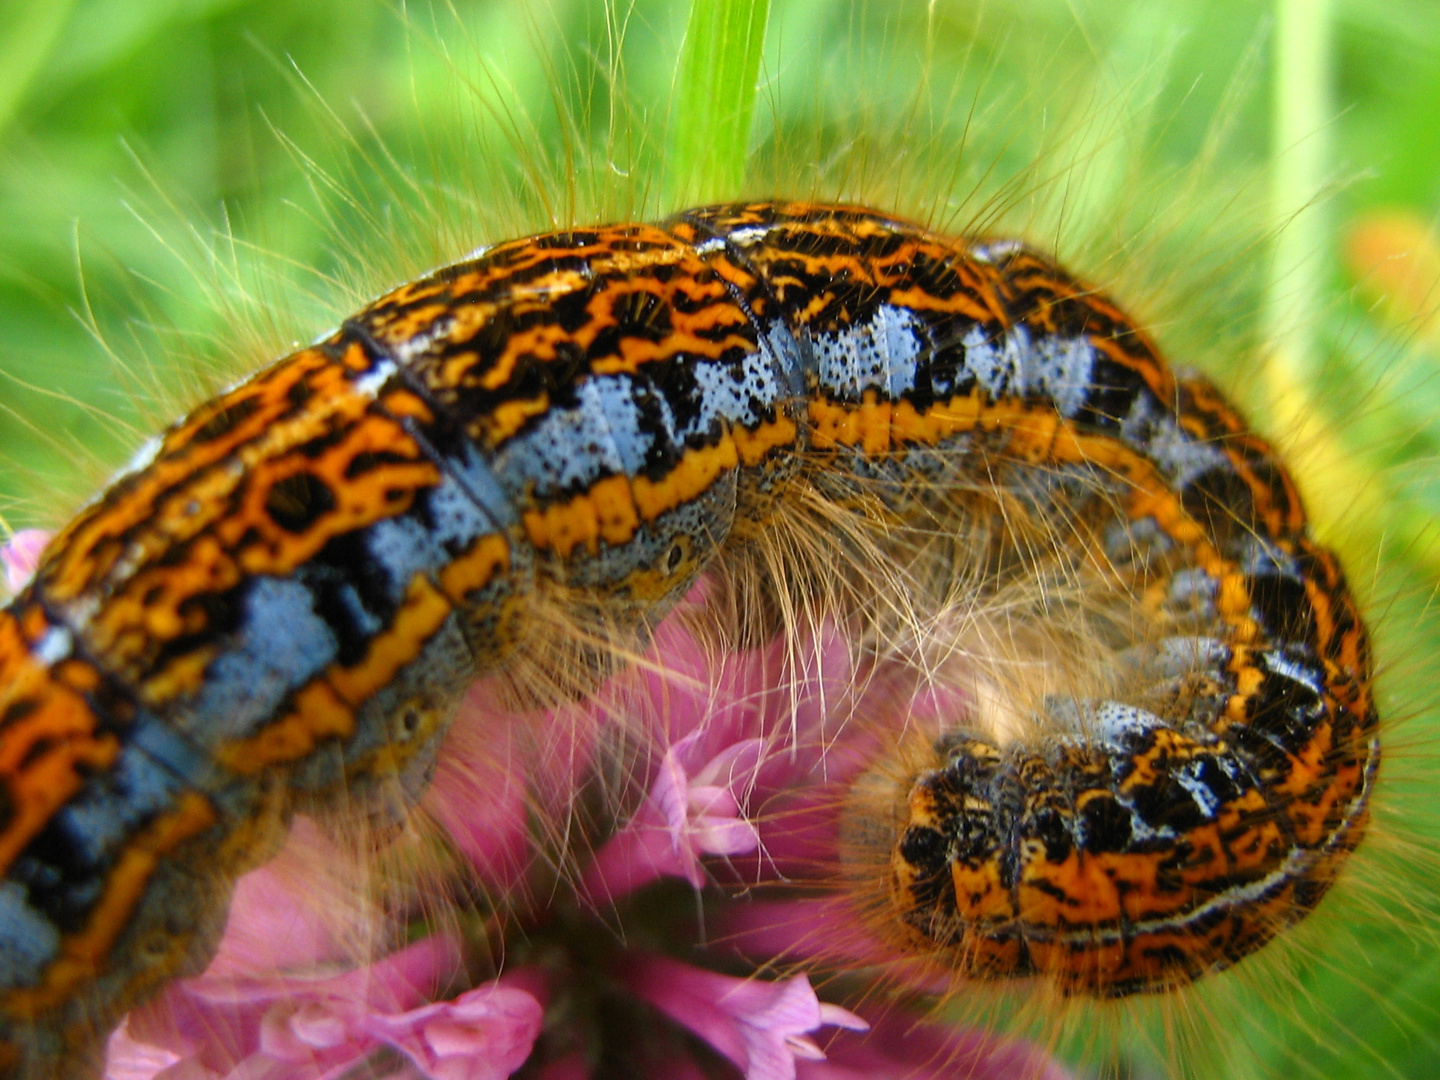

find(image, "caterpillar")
[0,201,1377,1077]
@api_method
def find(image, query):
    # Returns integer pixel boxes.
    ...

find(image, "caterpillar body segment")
[0,202,1377,1074]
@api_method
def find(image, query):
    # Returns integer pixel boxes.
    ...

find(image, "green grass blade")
[668,0,769,206]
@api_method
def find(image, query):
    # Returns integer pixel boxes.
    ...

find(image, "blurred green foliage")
[0,1,1436,1077]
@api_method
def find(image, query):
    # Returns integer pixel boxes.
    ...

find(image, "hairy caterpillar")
[0,199,1377,1075]
[2,2,1428,1080]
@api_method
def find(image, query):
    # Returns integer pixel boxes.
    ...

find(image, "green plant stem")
[668,0,769,206]
[1265,0,1332,384]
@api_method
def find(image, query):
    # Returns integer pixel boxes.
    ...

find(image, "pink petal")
[104,1020,182,1080]
[783,1034,827,1062]
[689,786,761,855]
[686,737,766,792]
[620,954,866,1080]
[585,736,762,900]
[201,819,352,978]
[1,528,48,593]
[260,1000,356,1058]
[650,751,693,838]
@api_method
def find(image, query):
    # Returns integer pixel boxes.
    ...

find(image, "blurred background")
[0,1,1436,1076]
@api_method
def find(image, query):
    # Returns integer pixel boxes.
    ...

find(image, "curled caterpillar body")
[0,202,1376,1074]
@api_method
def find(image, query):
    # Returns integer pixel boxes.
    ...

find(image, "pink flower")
[116,903,542,1080]
[197,955,532,1080]
[585,733,764,898]
[344,981,543,1080]
[620,955,868,1080]
[1,527,48,593]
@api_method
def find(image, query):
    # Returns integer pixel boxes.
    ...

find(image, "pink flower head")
[621,955,867,1080]
[118,933,541,1080]
[1,528,48,593]
[109,841,545,1080]
[107,578,1071,1080]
